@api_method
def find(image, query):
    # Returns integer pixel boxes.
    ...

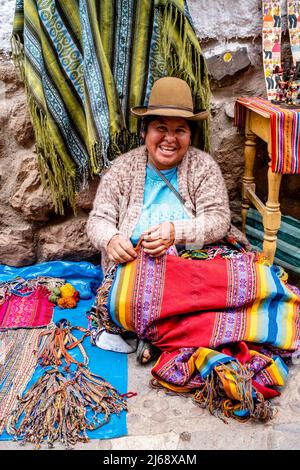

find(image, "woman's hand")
[141,222,175,257]
[107,235,137,264]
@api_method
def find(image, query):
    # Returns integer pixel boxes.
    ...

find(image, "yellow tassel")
[60,283,76,299]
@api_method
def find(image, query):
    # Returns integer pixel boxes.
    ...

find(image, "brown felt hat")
[130,77,209,121]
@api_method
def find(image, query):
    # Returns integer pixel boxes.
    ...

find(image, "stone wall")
[0,0,300,270]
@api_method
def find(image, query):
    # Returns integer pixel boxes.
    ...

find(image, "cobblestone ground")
[1,352,300,451]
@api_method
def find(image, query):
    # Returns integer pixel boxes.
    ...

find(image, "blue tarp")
[0,261,128,441]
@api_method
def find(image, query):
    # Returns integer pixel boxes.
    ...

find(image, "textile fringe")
[6,366,127,449]
[192,363,274,423]
[90,131,140,174]
[94,266,124,335]
[11,34,77,215]
[32,100,77,215]
[10,34,24,81]
[158,2,211,152]
[151,361,274,423]
[109,130,140,162]
[37,324,91,367]
[0,329,42,434]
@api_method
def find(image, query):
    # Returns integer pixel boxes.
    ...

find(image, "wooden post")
[262,158,282,263]
[241,129,257,234]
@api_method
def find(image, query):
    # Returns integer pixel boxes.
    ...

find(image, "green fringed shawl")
[11,0,211,214]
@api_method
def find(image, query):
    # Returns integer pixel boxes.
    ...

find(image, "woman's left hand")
[141,222,175,257]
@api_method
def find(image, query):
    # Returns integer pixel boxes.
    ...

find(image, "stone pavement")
[1,351,300,451]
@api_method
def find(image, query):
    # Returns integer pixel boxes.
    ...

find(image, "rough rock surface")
[8,99,34,146]
[76,178,100,211]
[214,128,245,202]
[206,47,251,85]
[0,217,36,266]
[10,153,55,221]
[37,213,99,262]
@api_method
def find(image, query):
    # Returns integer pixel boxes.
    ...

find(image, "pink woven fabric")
[0,286,54,329]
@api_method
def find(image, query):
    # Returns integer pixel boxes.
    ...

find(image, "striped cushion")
[246,208,300,274]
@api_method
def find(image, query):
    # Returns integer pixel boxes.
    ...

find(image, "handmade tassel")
[7,367,127,449]
[192,363,275,423]
[37,324,90,367]
[93,266,124,335]
[60,283,76,298]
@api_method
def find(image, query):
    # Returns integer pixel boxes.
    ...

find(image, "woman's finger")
[142,228,161,241]
[110,248,123,263]
[143,243,166,255]
[147,247,167,257]
[142,238,163,250]
[114,244,135,262]
[119,239,137,258]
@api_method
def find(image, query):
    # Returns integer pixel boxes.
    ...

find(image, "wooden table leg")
[262,159,282,264]
[241,131,257,233]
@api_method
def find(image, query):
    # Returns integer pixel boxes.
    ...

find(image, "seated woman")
[87,77,247,359]
[87,77,300,421]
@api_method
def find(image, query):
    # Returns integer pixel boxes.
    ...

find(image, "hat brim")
[130,106,209,121]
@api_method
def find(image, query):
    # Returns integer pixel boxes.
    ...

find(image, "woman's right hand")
[107,235,137,264]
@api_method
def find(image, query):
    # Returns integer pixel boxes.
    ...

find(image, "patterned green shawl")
[12,0,211,213]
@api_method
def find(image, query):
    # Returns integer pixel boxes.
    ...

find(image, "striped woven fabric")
[246,207,300,274]
[234,96,300,174]
[12,0,210,213]
[96,245,300,421]
[0,329,42,434]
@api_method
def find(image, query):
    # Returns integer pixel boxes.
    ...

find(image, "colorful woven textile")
[0,285,53,330]
[0,329,42,434]
[287,1,300,66]
[246,207,300,274]
[262,0,282,101]
[234,96,300,173]
[96,246,300,421]
[12,0,210,213]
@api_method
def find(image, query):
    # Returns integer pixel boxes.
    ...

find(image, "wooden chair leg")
[262,160,282,264]
[242,132,257,234]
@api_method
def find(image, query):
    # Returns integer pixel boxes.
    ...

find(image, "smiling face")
[144,117,191,170]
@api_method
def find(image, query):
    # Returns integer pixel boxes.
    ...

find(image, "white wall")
[0,0,15,51]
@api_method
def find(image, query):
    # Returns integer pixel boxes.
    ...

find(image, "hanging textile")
[288,1,300,65]
[94,244,300,422]
[11,0,211,214]
[262,0,282,101]
[234,96,300,173]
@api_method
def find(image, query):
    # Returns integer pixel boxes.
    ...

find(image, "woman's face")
[144,117,191,170]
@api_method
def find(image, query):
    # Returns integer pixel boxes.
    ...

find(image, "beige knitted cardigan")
[87,145,248,273]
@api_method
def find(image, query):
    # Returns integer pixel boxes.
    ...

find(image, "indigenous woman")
[87,77,247,359]
[87,77,300,421]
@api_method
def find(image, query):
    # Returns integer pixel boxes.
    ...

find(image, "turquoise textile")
[246,208,300,274]
[131,164,190,245]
